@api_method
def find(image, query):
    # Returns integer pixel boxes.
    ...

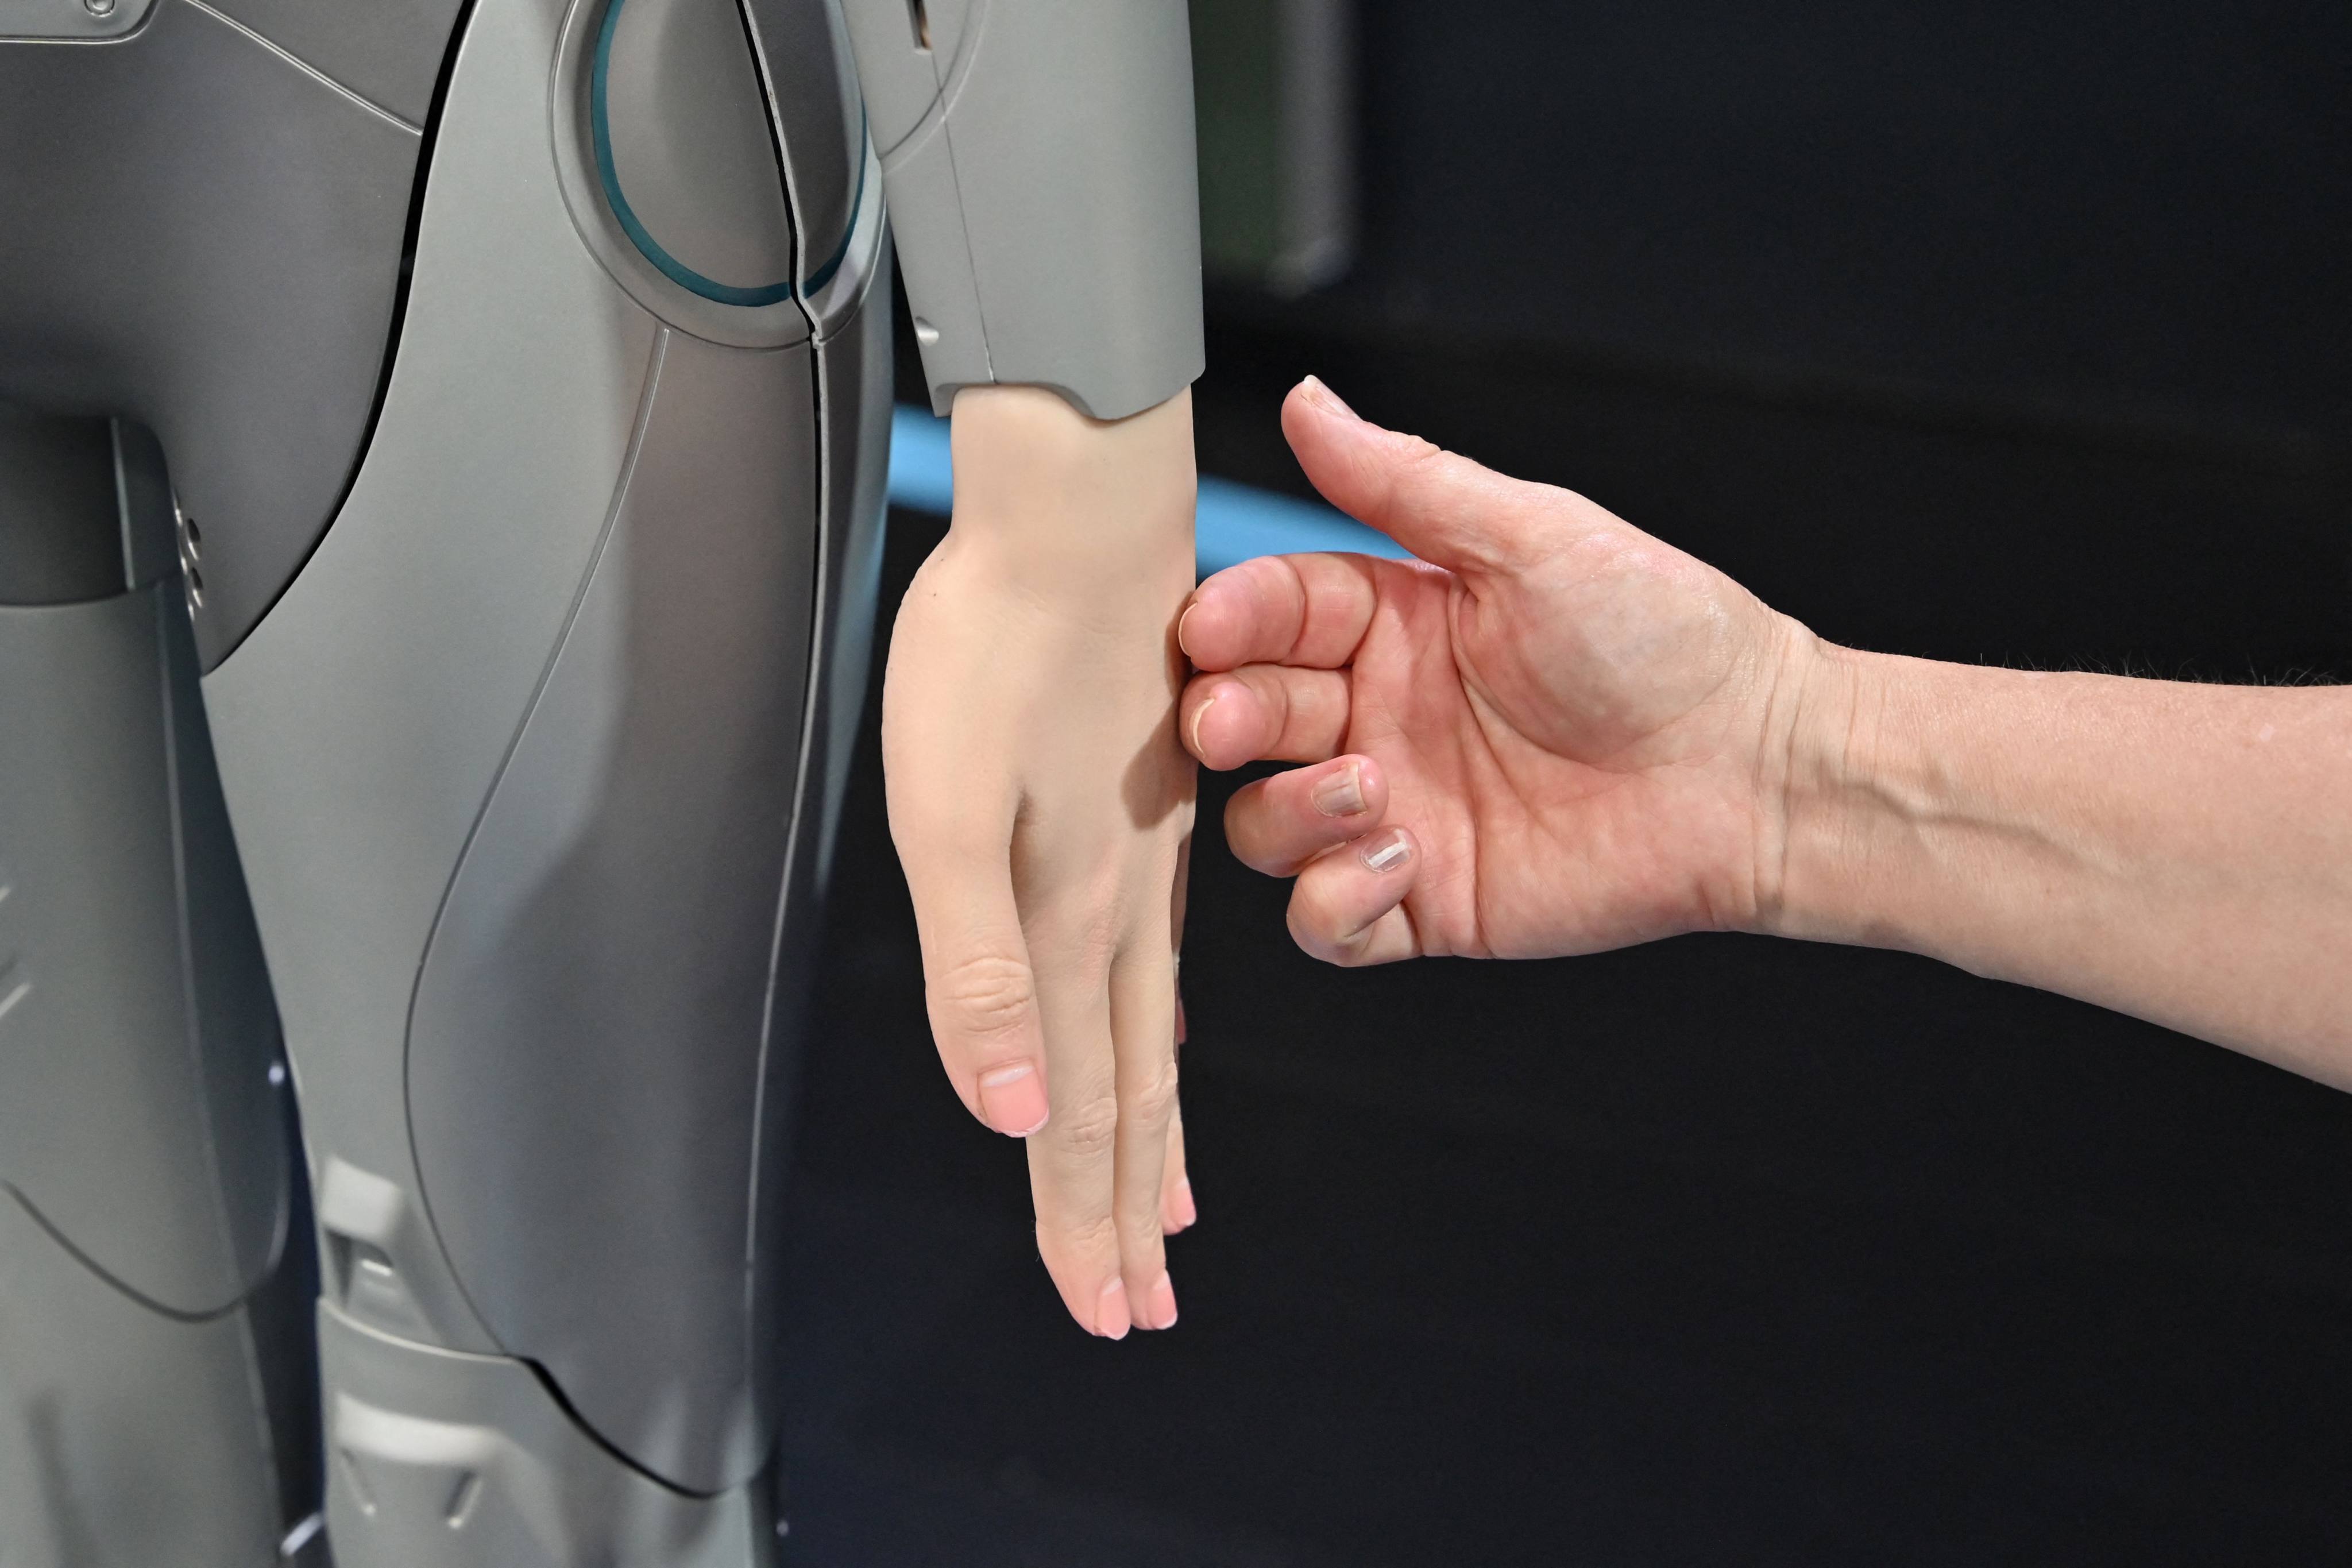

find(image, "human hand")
[883,385,1198,1340]
[1179,379,1821,963]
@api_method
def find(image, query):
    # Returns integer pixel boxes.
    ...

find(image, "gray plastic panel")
[836,0,989,402]
[200,0,870,1514]
[201,0,465,126]
[407,330,819,1496]
[603,0,797,293]
[203,0,666,1358]
[799,134,888,340]
[319,1302,776,1568]
[872,106,995,403]
[741,239,895,1372]
[839,0,1205,419]
[933,0,1204,419]
[0,0,422,669]
[0,0,159,40]
[741,0,866,289]
[157,581,298,1306]
[0,584,288,1317]
[0,411,183,604]
[550,0,813,348]
[831,0,932,156]
[806,238,894,906]
[0,1200,285,1568]
[113,421,184,592]
[0,427,318,1567]
[0,407,120,605]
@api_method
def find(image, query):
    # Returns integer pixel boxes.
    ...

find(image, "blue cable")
[887,405,1412,578]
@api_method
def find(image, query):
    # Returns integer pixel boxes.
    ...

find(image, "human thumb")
[1280,377,1600,579]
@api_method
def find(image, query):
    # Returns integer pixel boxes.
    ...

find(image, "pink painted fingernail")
[1359,829,1411,874]
[1096,1278,1131,1341]
[1172,1177,1198,1230]
[976,1062,1049,1137]
[1312,762,1366,817]
[1144,1272,1179,1330]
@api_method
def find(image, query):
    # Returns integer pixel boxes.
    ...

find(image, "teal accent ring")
[804,110,870,296]
[592,0,797,308]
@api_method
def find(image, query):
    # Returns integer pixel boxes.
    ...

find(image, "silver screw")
[83,0,118,17]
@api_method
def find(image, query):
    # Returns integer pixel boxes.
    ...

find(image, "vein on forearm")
[1793,654,2352,1084]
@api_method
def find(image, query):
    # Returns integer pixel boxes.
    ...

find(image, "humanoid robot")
[0,0,1200,1563]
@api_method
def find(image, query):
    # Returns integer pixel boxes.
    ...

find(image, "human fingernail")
[1095,1277,1131,1340]
[1173,1177,1197,1230]
[1187,688,1218,759]
[1176,600,1200,659]
[1144,1272,1179,1330]
[1312,762,1366,817]
[1359,829,1411,874]
[1301,375,1359,420]
[977,1062,1049,1137]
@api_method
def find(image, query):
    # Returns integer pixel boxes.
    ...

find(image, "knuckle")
[1222,828,1278,879]
[1287,890,1366,968]
[1299,678,1351,739]
[1052,1092,1123,1161]
[1223,789,1298,876]
[1389,434,1451,490]
[1245,665,1294,729]
[1121,1056,1181,1128]
[1221,783,1263,839]
[1284,898,1337,964]
[930,952,1036,1041]
[1041,1210,1122,1267]
[1119,1211,1169,1260]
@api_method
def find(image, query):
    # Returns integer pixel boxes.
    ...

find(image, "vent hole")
[908,0,929,49]
[186,566,204,607]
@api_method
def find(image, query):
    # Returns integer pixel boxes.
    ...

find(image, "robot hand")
[884,383,1198,1339]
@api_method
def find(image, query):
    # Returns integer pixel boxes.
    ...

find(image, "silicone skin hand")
[1180,377,1813,966]
[844,0,1207,1337]
[883,385,1198,1341]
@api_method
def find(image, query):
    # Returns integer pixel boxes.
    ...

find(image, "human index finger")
[1177,552,1382,674]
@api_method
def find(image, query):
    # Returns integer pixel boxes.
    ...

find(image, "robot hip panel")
[407,330,820,1495]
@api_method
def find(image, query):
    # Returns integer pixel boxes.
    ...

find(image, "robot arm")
[835,1,1204,1349]
[836,0,1205,419]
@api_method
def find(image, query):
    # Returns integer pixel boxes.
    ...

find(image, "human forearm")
[1169,385,2352,1092]
[1771,646,2352,1084]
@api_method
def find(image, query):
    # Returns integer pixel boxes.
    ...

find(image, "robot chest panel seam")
[178,0,421,134]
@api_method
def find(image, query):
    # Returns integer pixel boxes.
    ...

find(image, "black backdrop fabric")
[770,5,2352,1561]
[1335,0,2352,442]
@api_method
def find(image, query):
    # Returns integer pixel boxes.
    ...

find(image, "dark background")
[774,3,2352,1562]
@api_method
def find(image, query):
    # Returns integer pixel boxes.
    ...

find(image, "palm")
[1334,544,1778,959]
[1179,380,1800,968]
